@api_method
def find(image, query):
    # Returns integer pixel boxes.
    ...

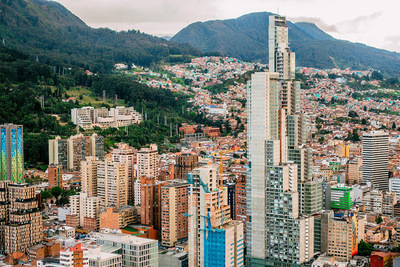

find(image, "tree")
[318,136,324,144]
[371,71,383,81]
[363,106,367,112]
[361,118,367,125]
[358,240,375,256]
[376,215,383,224]
[348,110,359,118]
[50,186,63,202]
[41,190,52,200]
[393,122,397,130]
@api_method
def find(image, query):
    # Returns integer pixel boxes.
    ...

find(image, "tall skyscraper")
[188,165,244,267]
[362,131,389,190]
[247,15,317,265]
[0,124,24,183]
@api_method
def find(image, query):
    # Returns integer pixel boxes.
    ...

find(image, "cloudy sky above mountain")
[53,0,400,53]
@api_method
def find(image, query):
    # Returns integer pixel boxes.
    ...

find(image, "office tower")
[140,176,167,230]
[48,164,62,189]
[0,124,24,183]
[327,212,360,262]
[49,133,104,172]
[161,181,189,247]
[330,186,354,210]
[97,157,128,209]
[247,15,316,265]
[60,243,89,267]
[363,131,389,190]
[67,193,100,231]
[81,156,99,197]
[95,232,158,266]
[188,165,244,267]
[175,152,199,180]
[137,144,158,178]
[235,174,248,241]
[110,143,137,203]
[0,182,42,254]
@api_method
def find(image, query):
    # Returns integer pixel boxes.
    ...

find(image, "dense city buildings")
[188,165,244,267]
[161,181,189,247]
[247,15,316,265]
[71,106,142,130]
[363,131,389,190]
[0,124,24,183]
[49,133,105,171]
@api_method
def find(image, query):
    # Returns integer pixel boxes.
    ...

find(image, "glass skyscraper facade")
[0,124,24,183]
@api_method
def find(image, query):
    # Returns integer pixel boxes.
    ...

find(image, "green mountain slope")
[171,12,400,75]
[0,0,201,72]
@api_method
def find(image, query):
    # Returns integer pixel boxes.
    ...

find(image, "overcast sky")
[53,0,400,53]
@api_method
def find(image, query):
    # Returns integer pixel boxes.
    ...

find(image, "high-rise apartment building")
[140,176,167,230]
[97,157,128,210]
[235,174,248,241]
[110,143,137,204]
[0,182,42,254]
[137,144,158,178]
[175,152,199,180]
[81,156,99,197]
[161,180,189,247]
[49,133,104,172]
[362,131,389,190]
[0,124,24,183]
[48,164,62,189]
[188,165,244,267]
[67,193,101,231]
[247,15,316,266]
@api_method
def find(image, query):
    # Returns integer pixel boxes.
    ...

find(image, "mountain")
[171,12,400,76]
[0,0,201,72]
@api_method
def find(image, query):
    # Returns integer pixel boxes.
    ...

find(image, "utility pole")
[170,123,172,137]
